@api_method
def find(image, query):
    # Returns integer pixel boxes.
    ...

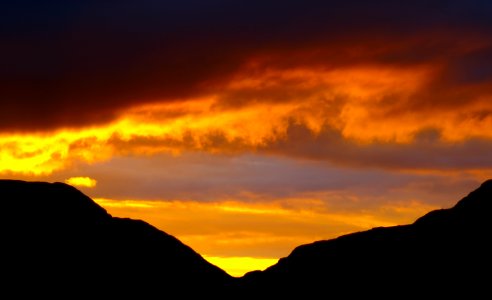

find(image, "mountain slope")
[240,179,492,297]
[0,180,233,297]
[2,179,491,297]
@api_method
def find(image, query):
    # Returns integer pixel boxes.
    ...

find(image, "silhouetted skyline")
[1,179,490,297]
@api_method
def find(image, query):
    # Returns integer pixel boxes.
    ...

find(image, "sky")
[2,0,492,276]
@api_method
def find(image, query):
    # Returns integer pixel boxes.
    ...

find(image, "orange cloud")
[2,64,492,175]
[65,176,97,188]
[3,1,491,135]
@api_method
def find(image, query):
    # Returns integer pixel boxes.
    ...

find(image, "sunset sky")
[2,1,492,276]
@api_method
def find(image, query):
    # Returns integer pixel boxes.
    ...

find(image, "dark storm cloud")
[1,0,492,131]
[263,122,492,170]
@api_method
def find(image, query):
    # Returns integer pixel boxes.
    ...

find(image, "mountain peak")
[0,179,233,297]
[411,179,492,227]
[452,178,492,211]
[0,179,110,224]
[241,179,492,296]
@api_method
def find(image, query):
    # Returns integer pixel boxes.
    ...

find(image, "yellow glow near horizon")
[65,176,97,188]
[203,256,278,277]
[93,197,437,276]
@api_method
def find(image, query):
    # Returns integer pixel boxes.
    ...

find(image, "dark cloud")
[68,116,492,172]
[1,0,492,131]
[263,122,492,170]
[18,151,482,212]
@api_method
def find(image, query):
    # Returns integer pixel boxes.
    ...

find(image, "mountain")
[1,179,491,297]
[0,180,234,297]
[240,179,492,297]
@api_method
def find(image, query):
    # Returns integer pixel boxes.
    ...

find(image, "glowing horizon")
[91,195,438,275]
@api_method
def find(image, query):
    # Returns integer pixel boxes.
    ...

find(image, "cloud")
[263,123,492,171]
[1,1,492,131]
[20,151,483,210]
[65,176,97,188]
[2,62,492,176]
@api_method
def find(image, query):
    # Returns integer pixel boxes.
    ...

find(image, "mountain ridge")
[240,179,492,296]
[1,179,491,297]
[0,179,234,297]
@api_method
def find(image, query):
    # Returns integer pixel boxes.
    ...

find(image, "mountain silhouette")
[240,179,492,297]
[1,179,491,297]
[0,180,233,297]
